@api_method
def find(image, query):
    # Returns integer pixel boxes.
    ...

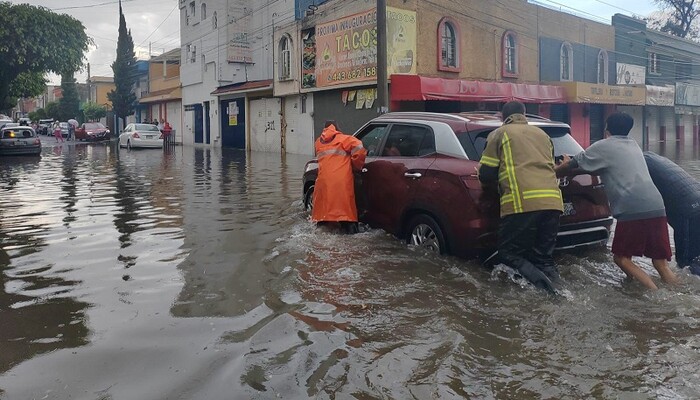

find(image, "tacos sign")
[303,7,417,89]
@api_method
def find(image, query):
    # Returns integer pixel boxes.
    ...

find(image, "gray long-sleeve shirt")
[570,136,665,221]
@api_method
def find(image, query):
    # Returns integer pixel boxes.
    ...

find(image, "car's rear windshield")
[134,124,159,131]
[2,129,34,138]
[458,125,584,160]
[85,123,105,129]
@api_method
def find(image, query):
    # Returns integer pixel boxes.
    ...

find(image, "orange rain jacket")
[312,124,367,222]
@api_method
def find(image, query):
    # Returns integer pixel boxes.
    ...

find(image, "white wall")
[250,98,282,153]
[283,94,315,155]
[180,0,295,147]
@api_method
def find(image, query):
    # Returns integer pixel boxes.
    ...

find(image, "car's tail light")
[132,132,140,138]
[34,138,40,145]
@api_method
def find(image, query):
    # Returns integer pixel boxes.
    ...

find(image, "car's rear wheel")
[303,185,314,211]
[406,214,447,255]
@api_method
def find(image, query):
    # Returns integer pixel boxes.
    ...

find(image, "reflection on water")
[1,142,700,399]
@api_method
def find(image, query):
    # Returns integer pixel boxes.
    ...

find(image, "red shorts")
[611,216,672,260]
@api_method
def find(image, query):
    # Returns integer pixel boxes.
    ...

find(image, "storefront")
[211,80,273,149]
[554,82,645,147]
[675,82,700,145]
[389,74,567,123]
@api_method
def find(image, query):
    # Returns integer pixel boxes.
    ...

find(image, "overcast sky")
[11,0,657,85]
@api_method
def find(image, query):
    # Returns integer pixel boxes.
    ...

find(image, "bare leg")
[652,258,680,285]
[613,255,658,290]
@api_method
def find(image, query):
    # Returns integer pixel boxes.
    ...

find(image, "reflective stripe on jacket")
[479,114,563,217]
[311,125,367,222]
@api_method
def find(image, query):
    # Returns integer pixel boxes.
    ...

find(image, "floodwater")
[1,140,700,400]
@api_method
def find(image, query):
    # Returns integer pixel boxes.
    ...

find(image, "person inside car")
[478,101,564,293]
[644,151,700,275]
[312,120,367,234]
[556,112,678,290]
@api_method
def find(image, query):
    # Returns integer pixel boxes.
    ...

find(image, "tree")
[650,0,700,39]
[82,102,107,122]
[44,101,60,121]
[59,72,80,121]
[0,3,90,111]
[28,108,47,122]
[107,0,137,126]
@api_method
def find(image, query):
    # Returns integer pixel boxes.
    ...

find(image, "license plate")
[563,202,576,216]
[145,135,154,139]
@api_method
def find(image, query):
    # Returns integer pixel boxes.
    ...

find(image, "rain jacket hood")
[320,124,340,143]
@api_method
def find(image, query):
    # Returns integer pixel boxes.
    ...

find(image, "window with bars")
[649,52,659,74]
[560,42,572,81]
[441,23,457,68]
[597,50,608,84]
[503,32,518,76]
[279,36,291,80]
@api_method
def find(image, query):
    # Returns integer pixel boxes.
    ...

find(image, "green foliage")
[9,71,47,99]
[82,101,107,122]
[59,72,80,121]
[108,2,137,123]
[44,101,60,121]
[0,3,91,110]
[28,108,47,122]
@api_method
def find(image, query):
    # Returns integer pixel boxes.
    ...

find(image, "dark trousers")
[671,214,700,272]
[497,210,561,293]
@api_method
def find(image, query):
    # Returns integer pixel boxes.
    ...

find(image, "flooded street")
[2,141,700,399]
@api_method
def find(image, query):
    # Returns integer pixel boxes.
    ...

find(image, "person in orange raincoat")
[312,121,367,234]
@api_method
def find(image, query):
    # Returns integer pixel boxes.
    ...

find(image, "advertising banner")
[227,0,253,64]
[303,7,417,89]
[676,82,700,106]
[646,85,675,106]
[616,63,645,85]
[556,81,645,105]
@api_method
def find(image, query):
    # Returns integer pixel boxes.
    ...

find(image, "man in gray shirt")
[556,112,678,290]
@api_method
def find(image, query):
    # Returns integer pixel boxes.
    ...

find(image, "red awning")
[390,75,567,104]
[211,79,273,96]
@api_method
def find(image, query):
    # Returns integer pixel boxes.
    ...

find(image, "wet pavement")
[1,140,700,399]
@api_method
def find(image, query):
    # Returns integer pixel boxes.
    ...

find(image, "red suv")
[302,112,612,259]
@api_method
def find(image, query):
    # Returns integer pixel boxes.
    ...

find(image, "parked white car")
[118,123,163,149]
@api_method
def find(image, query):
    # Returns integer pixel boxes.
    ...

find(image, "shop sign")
[675,82,700,106]
[616,63,645,85]
[645,85,675,106]
[302,7,417,89]
[557,82,645,105]
[227,0,253,64]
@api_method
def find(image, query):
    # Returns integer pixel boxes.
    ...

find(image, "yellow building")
[87,76,115,109]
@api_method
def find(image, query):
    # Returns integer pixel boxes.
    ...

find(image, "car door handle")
[361,168,368,173]
[404,172,422,179]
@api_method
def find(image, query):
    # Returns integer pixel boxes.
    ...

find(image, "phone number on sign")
[327,67,377,83]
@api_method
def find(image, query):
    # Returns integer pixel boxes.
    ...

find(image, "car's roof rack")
[459,110,551,121]
[377,112,470,122]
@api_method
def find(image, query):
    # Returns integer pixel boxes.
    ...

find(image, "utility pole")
[376,0,388,114]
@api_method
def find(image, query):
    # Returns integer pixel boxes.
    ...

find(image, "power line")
[137,4,179,49]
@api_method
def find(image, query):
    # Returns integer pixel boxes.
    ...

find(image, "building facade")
[139,49,183,143]
[613,14,700,148]
[179,0,294,149]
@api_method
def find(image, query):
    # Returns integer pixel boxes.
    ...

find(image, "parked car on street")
[75,122,111,141]
[118,123,163,149]
[38,119,54,135]
[57,122,71,138]
[302,112,613,259]
[0,117,13,129]
[0,126,41,156]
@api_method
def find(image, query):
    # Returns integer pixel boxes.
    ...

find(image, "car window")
[85,123,104,129]
[2,129,33,138]
[540,127,584,155]
[356,124,388,157]
[135,124,159,131]
[381,124,434,157]
[462,125,584,161]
